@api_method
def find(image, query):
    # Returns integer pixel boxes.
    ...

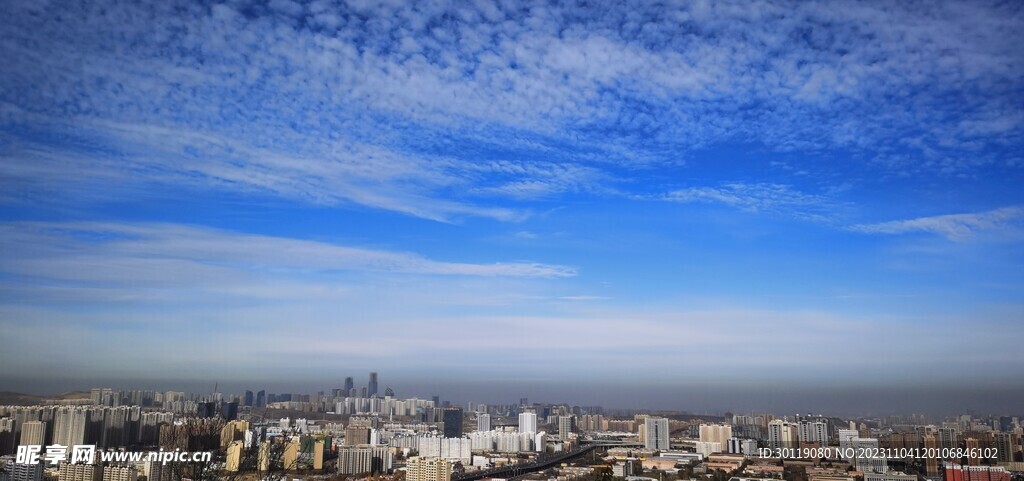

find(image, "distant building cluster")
[1,377,1022,481]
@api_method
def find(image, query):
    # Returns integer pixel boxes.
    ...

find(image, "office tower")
[344,377,355,393]
[20,421,45,446]
[699,423,732,450]
[221,401,239,421]
[644,417,670,450]
[101,467,136,481]
[767,420,797,450]
[10,461,43,481]
[477,414,491,432]
[944,464,1011,481]
[196,401,217,418]
[368,372,379,397]
[59,463,102,481]
[406,456,453,481]
[557,415,576,441]
[519,412,537,434]
[442,408,463,438]
[384,387,395,397]
[255,390,266,408]
[243,391,253,407]
[360,387,367,398]
[336,445,393,475]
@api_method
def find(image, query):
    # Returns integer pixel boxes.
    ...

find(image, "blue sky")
[1,0,1023,411]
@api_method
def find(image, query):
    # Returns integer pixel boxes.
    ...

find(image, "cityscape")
[0,372,1021,481]
[1,1,1023,481]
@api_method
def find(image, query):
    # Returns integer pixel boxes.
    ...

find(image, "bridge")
[452,441,641,481]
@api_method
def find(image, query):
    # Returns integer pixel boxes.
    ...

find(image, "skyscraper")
[255,390,266,408]
[368,372,379,397]
[221,401,239,421]
[243,391,253,407]
[442,408,463,438]
[644,417,670,450]
[519,412,537,434]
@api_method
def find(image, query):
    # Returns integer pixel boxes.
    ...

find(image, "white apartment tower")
[644,417,670,450]
[518,412,537,434]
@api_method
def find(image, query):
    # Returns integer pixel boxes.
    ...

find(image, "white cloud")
[849,206,1024,241]
[0,222,576,281]
[0,0,1019,221]
[659,182,837,221]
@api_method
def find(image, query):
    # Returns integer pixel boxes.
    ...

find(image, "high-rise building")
[699,424,732,451]
[767,420,797,450]
[798,420,828,447]
[923,434,939,476]
[557,416,576,441]
[283,438,301,470]
[442,408,463,438]
[368,373,379,397]
[53,407,92,448]
[519,412,537,434]
[221,401,239,421]
[225,441,244,472]
[337,445,392,475]
[101,467,136,481]
[243,391,254,407]
[406,456,453,481]
[10,461,43,481]
[144,460,172,481]
[344,377,355,393]
[59,463,102,481]
[477,414,491,432]
[992,432,1013,463]
[20,421,45,446]
[255,390,266,408]
[0,418,15,456]
[644,417,670,450]
[345,426,371,446]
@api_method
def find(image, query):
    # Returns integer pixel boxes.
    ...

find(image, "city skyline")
[1,0,1023,416]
